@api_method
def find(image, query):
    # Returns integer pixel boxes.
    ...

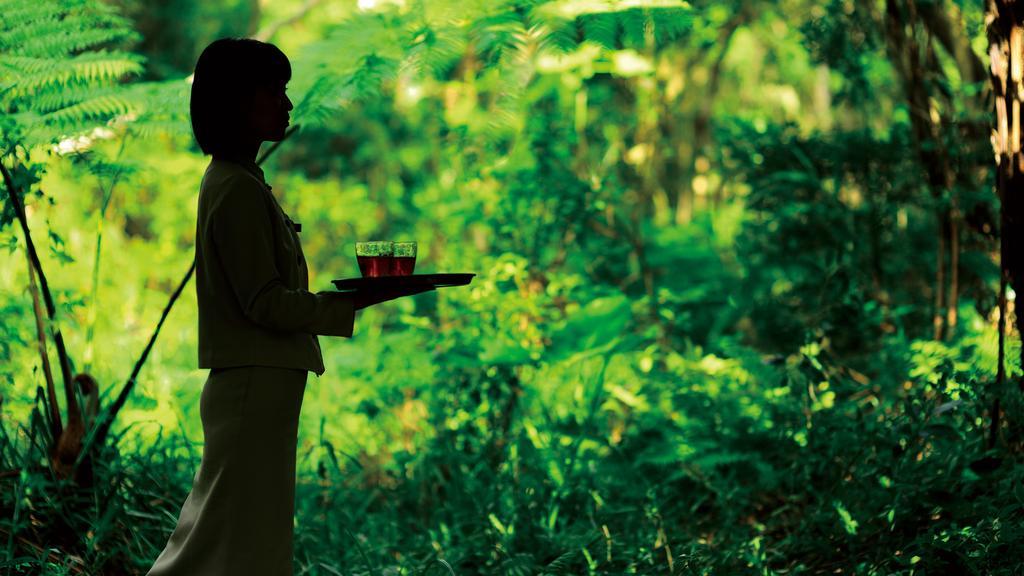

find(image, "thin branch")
[75,258,196,470]
[256,124,300,165]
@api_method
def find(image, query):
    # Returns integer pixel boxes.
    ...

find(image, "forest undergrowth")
[3,0,1024,574]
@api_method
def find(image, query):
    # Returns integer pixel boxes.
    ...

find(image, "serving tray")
[331,273,475,292]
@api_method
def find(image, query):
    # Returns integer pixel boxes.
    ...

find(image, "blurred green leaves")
[2,0,1023,574]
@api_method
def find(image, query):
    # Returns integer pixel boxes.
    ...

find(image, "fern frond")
[0,1,62,31]
[290,10,413,123]
[402,23,467,78]
[472,12,531,69]
[617,8,652,48]
[290,75,347,127]
[315,12,406,67]
[580,13,619,49]
[339,53,400,102]
[32,85,119,114]
[1,55,62,74]
[649,8,693,44]
[0,0,146,146]
[471,11,528,67]
[115,79,191,138]
[3,52,144,100]
[15,27,137,59]
[541,1,693,50]
[44,95,135,125]
[0,0,137,56]
[532,21,578,55]
[122,119,190,140]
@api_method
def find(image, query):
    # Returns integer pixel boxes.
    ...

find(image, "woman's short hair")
[190,38,291,156]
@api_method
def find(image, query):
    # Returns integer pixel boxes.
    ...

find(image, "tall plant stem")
[947,203,960,335]
[934,220,947,340]
[0,157,81,434]
[26,252,60,443]
[993,257,1006,449]
[82,135,130,373]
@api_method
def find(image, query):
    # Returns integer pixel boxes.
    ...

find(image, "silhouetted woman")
[146,38,430,576]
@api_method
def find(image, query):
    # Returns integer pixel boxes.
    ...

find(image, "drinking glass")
[391,241,417,276]
[355,241,394,277]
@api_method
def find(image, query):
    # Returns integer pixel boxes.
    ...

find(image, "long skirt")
[145,365,308,576]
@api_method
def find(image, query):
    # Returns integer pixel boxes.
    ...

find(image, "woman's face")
[248,80,293,142]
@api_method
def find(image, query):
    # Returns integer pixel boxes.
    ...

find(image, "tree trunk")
[882,0,958,340]
[675,10,745,224]
[920,0,989,86]
[986,0,1024,447]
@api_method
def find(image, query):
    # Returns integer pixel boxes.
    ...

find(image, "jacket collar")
[212,154,266,185]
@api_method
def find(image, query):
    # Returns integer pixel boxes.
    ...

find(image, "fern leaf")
[580,13,620,49]
[402,23,467,78]
[0,0,137,56]
[15,27,137,58]
[44,94,135,125]
[115,79,191,138]
[0,0,147,145]
[3,52,143,101]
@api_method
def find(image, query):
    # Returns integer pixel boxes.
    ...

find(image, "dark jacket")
[195,157,354,376]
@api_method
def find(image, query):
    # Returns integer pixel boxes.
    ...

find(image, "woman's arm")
[210,178,358,336]
[211,177,435,333]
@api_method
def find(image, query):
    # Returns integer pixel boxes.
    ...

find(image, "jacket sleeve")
[210,176,355,337]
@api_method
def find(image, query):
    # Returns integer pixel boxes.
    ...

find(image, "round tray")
[331,273,475,292]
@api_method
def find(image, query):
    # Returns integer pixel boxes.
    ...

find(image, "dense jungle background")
[3,0,1024,574]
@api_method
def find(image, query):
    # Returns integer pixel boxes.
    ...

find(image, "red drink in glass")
[391,256,416,275]
[357,255,393,277]
[392,241,417,276]
[355,241,394,277]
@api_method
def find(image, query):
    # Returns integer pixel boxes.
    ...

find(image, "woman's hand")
[323,285,434,311]
[353,285,435,310]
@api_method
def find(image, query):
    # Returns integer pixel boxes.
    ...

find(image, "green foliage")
[0,0,144,146]
[721,117,997,355]
[2,0,1023,575]
[800,0,884,105]
[287,0,693,133]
